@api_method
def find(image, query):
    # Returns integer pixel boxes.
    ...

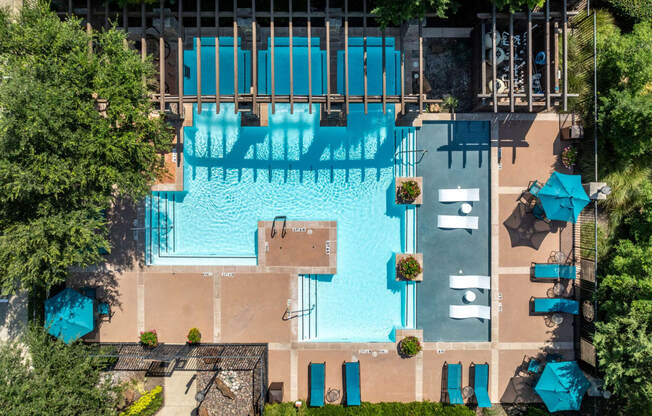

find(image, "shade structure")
[45,288,94,344]
[535,361,590,412]
[503,202,551,249]
[537,172,590,223]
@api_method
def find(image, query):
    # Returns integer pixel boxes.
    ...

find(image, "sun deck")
[68,113,579,408]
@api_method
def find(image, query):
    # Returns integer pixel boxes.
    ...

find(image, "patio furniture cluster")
[437,188,480,230]
[44,287,111,344]
[309,361,360,407]
[443,361,491,408]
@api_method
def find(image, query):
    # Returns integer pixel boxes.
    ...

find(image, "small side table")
[464,290,477,303]
[461,203,473,215]
[551,313,564,325]
[462,386,475,399]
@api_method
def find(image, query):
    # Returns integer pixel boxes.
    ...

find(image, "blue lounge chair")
[446,362,464,405]
[533,298,579,314]
[309,362,325,407]
[344,361,361,406]
[528,358,542,374]
[533,264,577,279]
[473,363,491,408]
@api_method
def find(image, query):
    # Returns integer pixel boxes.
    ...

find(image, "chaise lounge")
[444,362,464,405]
[449,305,491,320]
[344,361,361,406]
[439,188,480,202]
[449,275,491,290]
[438,215,479,230]
[533,263,577,280]
[533,298,579,314]
[309,362,325,407]
[471,362,492,408]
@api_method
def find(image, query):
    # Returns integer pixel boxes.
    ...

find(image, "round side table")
[461,203,472,215]
[464,290,477,303]
[551,313,564,325]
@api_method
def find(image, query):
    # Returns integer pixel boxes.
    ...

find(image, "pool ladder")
[271,215,287,238]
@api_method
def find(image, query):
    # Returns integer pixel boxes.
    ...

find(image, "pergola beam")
[527,8,533,112]
[509,13,514,113]
[196,0,202,114]
[545,0,551,110]
[233,0,239,113]
[492,5,497,113]
[363,0,368,114]
[307,0,312,113]
[289,0,294,114]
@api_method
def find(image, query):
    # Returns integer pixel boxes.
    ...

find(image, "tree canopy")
[371,0,453,28]
[0,2,172,295]
[0,326,119,416]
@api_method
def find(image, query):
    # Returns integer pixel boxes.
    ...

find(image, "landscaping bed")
[265,402,475,416]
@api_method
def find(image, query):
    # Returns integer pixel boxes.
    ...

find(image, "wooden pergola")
[55,1,580,116]
[477,0,581,112]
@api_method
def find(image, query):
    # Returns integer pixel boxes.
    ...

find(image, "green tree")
[597,21,652,169]
[0,326,119,416]
[607,0,652,21]
[595,300,652,415]
[491,0,545,12]
[0,2,172,295]
[372,0,453,28]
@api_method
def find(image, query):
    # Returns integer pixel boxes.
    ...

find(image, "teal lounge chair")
[446,362,464,405]
[344,361,361,406]
[473,363,491,408]
[533,298,579,314]
[309,362,325,407]
[533,264,576,279]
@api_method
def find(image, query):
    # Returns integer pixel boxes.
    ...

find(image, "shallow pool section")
[416,121,491,342]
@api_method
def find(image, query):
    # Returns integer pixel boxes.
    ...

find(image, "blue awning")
[44,288,94,344]
[537,172,590,223]
[535,361,590,412]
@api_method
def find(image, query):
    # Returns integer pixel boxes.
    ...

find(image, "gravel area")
[198,371,255,416]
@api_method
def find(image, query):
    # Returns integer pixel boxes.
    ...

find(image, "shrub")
[397,180,421,203]
[399,336,423,358]
[139,330,158,347]
[187,328,201,344]
[265,401,474,415]
[119,385,163,416]
[561,146,577,169]
[397,256,422,280]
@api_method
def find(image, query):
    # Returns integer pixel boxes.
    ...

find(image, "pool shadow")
[386,253,404,293]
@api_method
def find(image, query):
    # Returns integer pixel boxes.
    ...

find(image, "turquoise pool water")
[146,37,414,342]
[147,102,409,341]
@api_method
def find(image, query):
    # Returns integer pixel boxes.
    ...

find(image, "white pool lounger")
[449,275,491,290]
[449,305,491,320]
[438,188,480,202]
[438,215,479,230]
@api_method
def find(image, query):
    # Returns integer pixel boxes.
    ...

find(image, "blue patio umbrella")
[535,361,591,412]
[537,172,590,223]
[44,288,94,344]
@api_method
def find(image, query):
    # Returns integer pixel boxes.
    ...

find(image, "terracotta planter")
[395,253,423,281]
[395,177,423,205]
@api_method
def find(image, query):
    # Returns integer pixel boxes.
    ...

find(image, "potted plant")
[396,179,422,204]
[396,255,423,281]
[398,336,422,358]
[187,328,201,345]
[561,146,577,169]
[140,330,158,348]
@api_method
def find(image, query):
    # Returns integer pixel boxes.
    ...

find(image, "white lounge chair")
[438,188,480,202]
[438,215,479,230]
[449,275,491,290]
[449,305,491,320]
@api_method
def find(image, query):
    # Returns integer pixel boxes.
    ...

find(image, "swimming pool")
[146,36,418,341]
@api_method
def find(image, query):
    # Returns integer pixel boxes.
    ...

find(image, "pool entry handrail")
[271,215,287,239]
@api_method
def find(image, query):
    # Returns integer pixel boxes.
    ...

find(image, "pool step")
[298,274,318,341]
[148,192,177,260]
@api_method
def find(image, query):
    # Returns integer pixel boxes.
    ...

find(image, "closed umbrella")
[535,361,590,412]
[44,288,94,344]
[537,172,590,223]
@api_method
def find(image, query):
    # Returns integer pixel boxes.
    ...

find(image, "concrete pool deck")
[69,112,577,406]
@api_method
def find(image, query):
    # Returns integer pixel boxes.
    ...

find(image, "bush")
[397,180,421,203]
[187,328,201,344]
[119,385,163,416]
[265,401,474,415]
[397,256,422,280]
[398,336,423,358]
[139,330,158,347]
